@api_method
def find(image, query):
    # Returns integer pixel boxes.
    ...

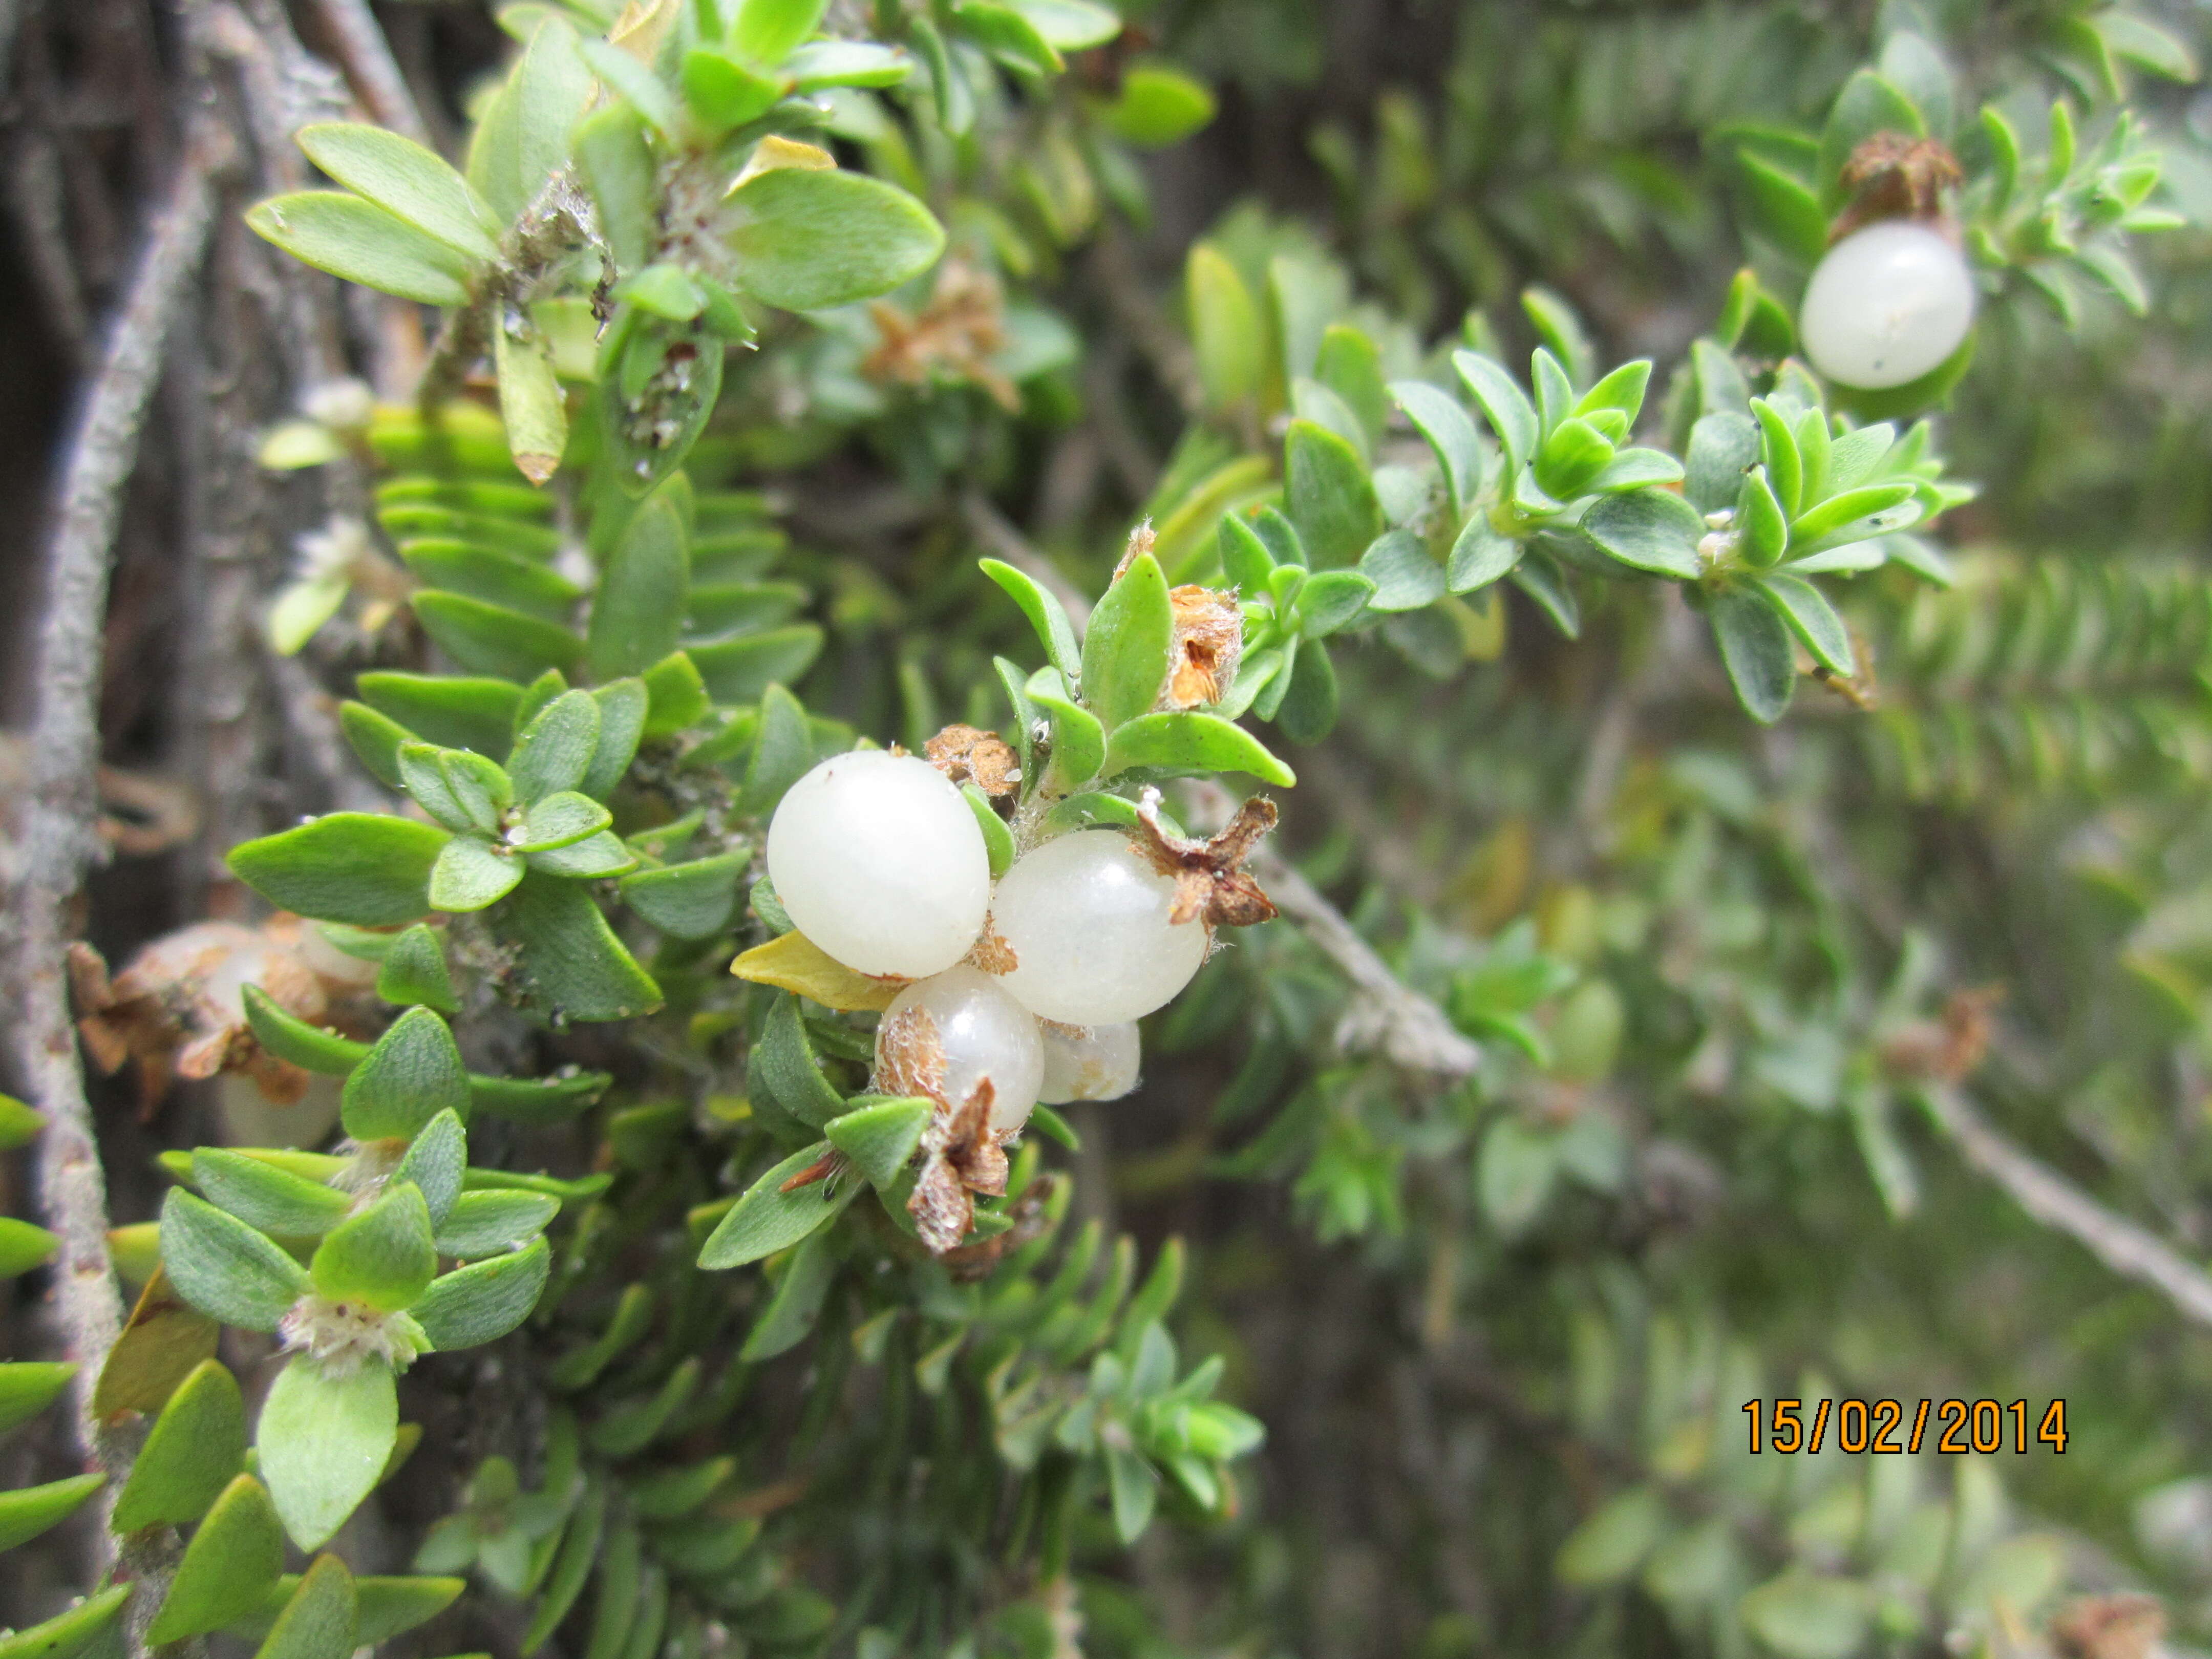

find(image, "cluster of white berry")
[764,750,1212,1134]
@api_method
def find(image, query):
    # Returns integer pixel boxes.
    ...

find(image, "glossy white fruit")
[989,830,1210,1026]
[765,751,991,979]
[1799,221,1975,390]
[876,965,1044,1136]
[1038,1021,1141,1104]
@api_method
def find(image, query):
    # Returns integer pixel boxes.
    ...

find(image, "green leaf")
[526,828,636,879]
[433,1192,559,1260]
[1453,351,1538,474]
[1789,482,1919,553]
[726,168,945,311]
[1009,0,1117,47]
[1582,488,1705,580]
[825,1096,933,1188]
[1274,635,1338,744]
[398,745,495,834]
[259,1358,397,1550]
[740,1228,838,1360]
[0,1218,59,1279]
[1738,1574,1870,1659]
[112,1363,244,1530]
[0,1586,128,1659]
[1390,380,1483,515]
[1533,417,1616,500]
[245,193,473,306]
[514,792,612,853]
[733,0,828,66]
[737,683,814,815]
[0,1363,74,1436]
[507,689,603,803]
[413,1237,551,1349]
[1186,244,1262,410]
[296,122,496,263]
[191,1149,352,1241]
[575,100,661,258]
[785,38,915,87]
[689,624,824,703]
[499,872,664,1021]
[1296,569,1376,636]
[160,1189,310,1332]
[1105,64,1215,147]
[1751,398,1803,516]
[590,494,689,679]
[698,1141,856,1269]
[1478,1117,1558,1236]
[521,1482,606,1655]
[1026,668,1107,794]
[495,321,568,486]
[0,1474,104,1552]
[1739,466,1790,567]
[980,559,1083,683]
[1557,1486,1665,1586]
[1081,552,1174,730]
[357,672,522,758]
[641,652,710,738]
[0,1096,46,1152]
[1284,420,1380,568]
[430,835,523,912]
[1709,585,1797,724]
[1101,711,1295,785]
[344,1006,470,1141]
[1756,571,1854,675]
[953,2,1062,76]
[252,1554,358,1659]
[146,1475,285,1643]
[414,591,583,683]
[376,924,459,1013]
[312,1184,436,1312]
[469,1071,614,1126]
[963,784,1015,879]
[1107,1444,1156,1543]
[755,992,848,1130]
[1447,515,1520,593]
[619,853,746,939]
[682,47,781,131]
[1685,411,1761,515]
[228,814,447,926]
[393,1111,466,1228]
[1734,149,1827,265]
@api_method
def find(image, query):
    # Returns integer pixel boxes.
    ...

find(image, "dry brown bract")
[908,1080,1011,1257]
[966,924,1018,975]
[2052,1597,2165,1659]
[878,1002,1013,1254]
[862,261,1019,411]
[70,917,378,1110]
[926,723,1019,797]
[1132,790,1279,929]
[942,1173,1059,1281]
[1835,134,1964,237]
[1880,985,2004,1083]
[1161,584,1245,711]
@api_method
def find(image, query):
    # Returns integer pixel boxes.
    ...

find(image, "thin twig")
[6,125,222,1544]
[1185,781,1482,1079]
[304,0,428,142]
[1919,1082,2212,1331]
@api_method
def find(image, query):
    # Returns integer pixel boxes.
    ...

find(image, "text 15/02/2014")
[1741,1398,2068,1455]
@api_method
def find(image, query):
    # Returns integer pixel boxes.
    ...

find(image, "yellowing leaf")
[730,930,903,1011]
[733,136,837,190]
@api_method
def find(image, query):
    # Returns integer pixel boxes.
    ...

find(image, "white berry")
[1038,1021,1141,1104]
[988,830,1210,1026]
[875,965,1044,1136]
[765,751,991,979]
[1798,221,1975,390]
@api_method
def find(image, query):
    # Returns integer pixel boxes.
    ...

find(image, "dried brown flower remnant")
[1112,520,1156,582]
[942,1173,1059,1280]
[2053,1597,2165,1659]
[1880,985,2005,1082]
[1132,789,1279,929]
[863,261,1019,411]
[1160,584,1245,711]
[71,918,378,1109]
[874,1001,948,1104]
[966,924,1018,975]
[1835,134,1964,236]
[926,723,1019,797]
[908,1079,1011,1256]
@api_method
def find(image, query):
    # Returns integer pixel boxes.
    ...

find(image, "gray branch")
[305,0,429,142]
[4,126,223,1562]
[1920,1082,2212,1332]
